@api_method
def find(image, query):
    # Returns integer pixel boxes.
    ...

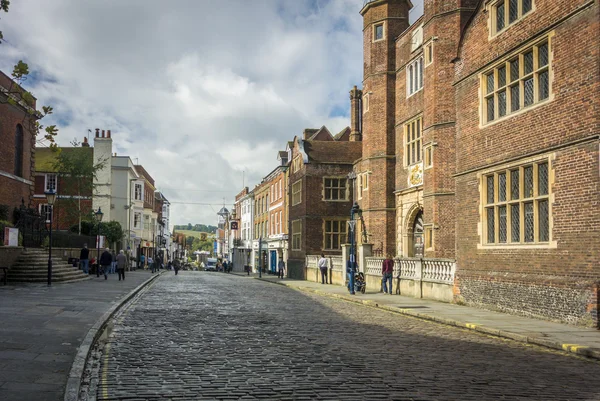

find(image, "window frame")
[404,117,423,167]
[14,124,24,177]
[323,219,348,251]
[406,56,424,97]
[292,179,302,206]
[39,204,52,223]
[424,145,433,169]
[363,93,369,113]
[373,22,385,42]
[490,0,535,37]
[133,212,142,229]
[323,177,348,202]
[424,41,433,66]
[482,157,553,247]
[482,37,551,125]
[292,219,302,251]
[292,156,303,173]
[44,173,57,193]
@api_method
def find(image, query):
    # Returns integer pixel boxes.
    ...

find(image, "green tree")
[53,142,108,234]
[102,221,124,247]
[1,4,59,147]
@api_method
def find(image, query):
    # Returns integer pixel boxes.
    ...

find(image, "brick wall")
[0,87,37,212]
[454,1,599,327]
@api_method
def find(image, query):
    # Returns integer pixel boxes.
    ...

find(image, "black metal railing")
[14,206,46,248]
[51,231,97,249]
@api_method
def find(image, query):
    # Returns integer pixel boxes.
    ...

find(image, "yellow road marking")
[466,323,478,329]
[101,342,110,399]
[562,343,589,353]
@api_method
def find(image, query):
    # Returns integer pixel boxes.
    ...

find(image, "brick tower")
[357,0,411,256]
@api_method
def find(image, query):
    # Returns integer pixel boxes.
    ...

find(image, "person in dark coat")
[99,248,112,280]
[116,250,128,281]
[79,244,90,274]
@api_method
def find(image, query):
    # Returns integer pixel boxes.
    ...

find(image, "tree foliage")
[53,141,108,234]
[173,223,217,233]
[1,2,59,147]
[102,221,124,245]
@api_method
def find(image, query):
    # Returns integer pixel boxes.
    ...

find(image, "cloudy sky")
[1,0,422,229]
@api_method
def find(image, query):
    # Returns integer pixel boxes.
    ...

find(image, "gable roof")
[309,126,334,141]
[303,140,362,164]
[334,127,351,141]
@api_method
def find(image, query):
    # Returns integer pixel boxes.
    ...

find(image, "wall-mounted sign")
[408,162,424,188]
[230,221,238,230]
[3,227,18,247]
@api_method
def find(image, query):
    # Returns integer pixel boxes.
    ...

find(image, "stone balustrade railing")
[422,258,455,284]
[365,257,385,276]
[329,256,343,271]
[306,254,455,286]
[398,258,420,279]
[306,255,318,269]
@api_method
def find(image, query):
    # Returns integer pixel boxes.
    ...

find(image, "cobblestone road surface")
[98,273,600,400]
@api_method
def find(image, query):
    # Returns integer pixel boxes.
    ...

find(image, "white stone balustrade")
[365,257,384,276]
[306,255,318,269]
[422,258,455,284]
[329,256,343,271]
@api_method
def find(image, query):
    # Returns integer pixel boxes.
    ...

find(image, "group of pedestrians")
[78,243,129,281]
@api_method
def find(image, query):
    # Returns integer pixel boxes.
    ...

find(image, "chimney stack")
[107,130,111,138]
[82,137,90,147]
[95,128,100,138]
[349,85,363,142]
[101,130,105,138]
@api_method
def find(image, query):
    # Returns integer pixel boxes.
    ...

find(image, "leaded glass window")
[405,117,422,166]
[484,39,550,123]
[487,208,495,244]
[484,160,551,245]
[494,0,534,34]
[499,206,507,243]
[498,173,506,201]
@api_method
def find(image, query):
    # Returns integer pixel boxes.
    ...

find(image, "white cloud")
[0,0,422,226]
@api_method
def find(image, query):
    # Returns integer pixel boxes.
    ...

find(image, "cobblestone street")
[98,273,600,400]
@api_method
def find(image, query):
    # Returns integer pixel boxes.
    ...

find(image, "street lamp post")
[95,207,104,277]
[44,189,57,286]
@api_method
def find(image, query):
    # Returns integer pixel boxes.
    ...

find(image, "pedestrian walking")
[382,253,394,295]
[99,248,112,280]
[79,243,89,275]
[278,259,285,279]
[148,256,154,272]
[318,254,328,284]
[140,254,145,269]
[110,250,117,274]
[174,259,180,275]
[152,255,160,273]
[116,250,127,281]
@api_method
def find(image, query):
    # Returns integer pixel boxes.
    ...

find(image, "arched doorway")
[412,211,424,258]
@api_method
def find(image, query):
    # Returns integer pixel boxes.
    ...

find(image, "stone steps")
[8,249,91,283]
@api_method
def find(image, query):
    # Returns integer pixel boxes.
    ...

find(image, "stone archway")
[405,205,423,258]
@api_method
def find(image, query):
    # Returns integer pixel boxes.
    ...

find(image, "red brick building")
[287,126,362,279]
[32,143,94,231]
[356,0,599,326]
[0,71,39,216]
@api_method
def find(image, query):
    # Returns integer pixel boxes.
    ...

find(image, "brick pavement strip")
[93,272,599,400]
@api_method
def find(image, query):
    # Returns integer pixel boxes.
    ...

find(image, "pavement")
[0,269,161,401]
[232,272,600,360]
[98,272,600,400]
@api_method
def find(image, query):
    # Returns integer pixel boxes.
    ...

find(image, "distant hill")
[173,224,217,234]
[175,230,216,240]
